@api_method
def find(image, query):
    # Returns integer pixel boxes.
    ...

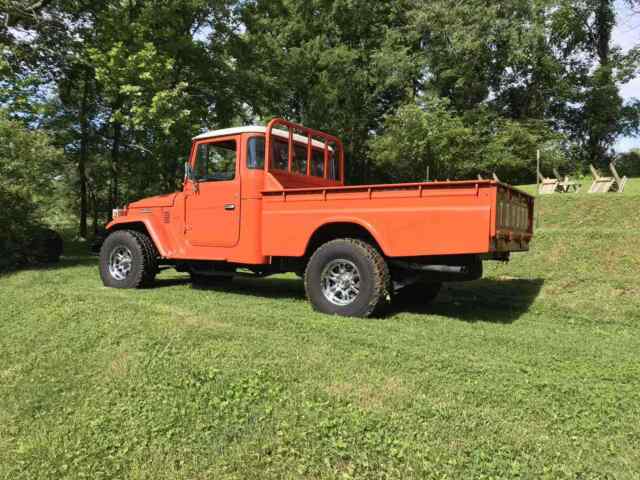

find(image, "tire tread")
[130,230,159,287]
[99,229,157,289]
[304,238,391,317]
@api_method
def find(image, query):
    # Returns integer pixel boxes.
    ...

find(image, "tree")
[369,98,567,184]
[550,0,640,168]
[237,0,421,182]
[0,110,64,270]
[88,0,241,208]
[369,99,475,182]
[3,0,243,234]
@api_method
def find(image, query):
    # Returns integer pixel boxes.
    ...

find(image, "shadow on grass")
[390,278,545,324]
[0,250,98,279]
[155,277,192,288]
[191,275,306,300]
[192,275,544,324]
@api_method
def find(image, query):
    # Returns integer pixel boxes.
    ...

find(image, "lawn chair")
[477,174,484,180]
[537,171,558,195]
[553,168,581,193]
[492,173,501,183]
[588,165,616,193]
[609,162,628,193]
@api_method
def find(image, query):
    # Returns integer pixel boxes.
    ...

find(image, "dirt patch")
[110,351,130,377]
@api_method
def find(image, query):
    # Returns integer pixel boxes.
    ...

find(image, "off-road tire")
[99,230,158,289]
[130,230,159,286]
[304,238,391,318]
[395,281,442,306]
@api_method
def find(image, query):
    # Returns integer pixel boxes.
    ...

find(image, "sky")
[613,0,640,152]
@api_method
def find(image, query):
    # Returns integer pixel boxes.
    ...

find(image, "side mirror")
[184,162,195,181]
[184,162,199,192]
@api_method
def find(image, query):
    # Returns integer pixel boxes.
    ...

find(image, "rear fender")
[305,218,389,257]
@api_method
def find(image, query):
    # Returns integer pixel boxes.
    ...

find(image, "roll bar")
[264,118,345,184]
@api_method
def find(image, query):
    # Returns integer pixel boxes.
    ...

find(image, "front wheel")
[99,230,158,288]
[304,238,391,318]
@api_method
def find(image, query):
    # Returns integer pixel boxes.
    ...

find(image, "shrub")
[0,186,63,271]
[0,111,64,271]
[369,98,569,184]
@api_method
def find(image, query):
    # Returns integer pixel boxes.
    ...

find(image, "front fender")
[106,213,171,258]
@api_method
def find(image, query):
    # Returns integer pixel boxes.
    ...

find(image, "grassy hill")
[1,181,639,479]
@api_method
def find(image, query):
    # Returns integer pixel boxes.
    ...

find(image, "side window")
[194,140,236,181]
[272,140,289,171]
[247,137,265,170]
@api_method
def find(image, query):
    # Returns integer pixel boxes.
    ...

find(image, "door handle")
[224,203,236,211]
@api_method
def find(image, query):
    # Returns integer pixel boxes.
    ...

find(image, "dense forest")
[1,0,639,250]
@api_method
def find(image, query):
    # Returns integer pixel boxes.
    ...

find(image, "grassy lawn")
[1,181,639,479]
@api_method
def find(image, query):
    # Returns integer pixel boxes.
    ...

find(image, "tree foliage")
[237,0,421,181]
[0,112,64,269]
[369,100,567,183]
[1,0,639,237]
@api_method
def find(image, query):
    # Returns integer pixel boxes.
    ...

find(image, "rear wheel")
[304,238,391,318]
[99,230,158,288]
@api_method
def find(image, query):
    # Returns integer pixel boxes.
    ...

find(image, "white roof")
[193,126,334,150]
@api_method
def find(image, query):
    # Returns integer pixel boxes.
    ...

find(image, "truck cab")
[100,118,534,317]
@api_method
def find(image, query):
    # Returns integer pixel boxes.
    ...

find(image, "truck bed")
[261,180,533,258]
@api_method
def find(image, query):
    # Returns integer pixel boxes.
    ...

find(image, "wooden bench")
[553,168,581,193]
[537,171,559,195]
[609,162,628,193]
[588,165,617,193]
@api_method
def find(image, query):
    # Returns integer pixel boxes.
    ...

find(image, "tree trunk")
[110,122,121,215]
[594,0,614,66]
[78,69,90,238]
[587,0,617,168]
[90,189,98,236]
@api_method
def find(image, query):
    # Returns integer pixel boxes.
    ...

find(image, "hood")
[128,193,178,209]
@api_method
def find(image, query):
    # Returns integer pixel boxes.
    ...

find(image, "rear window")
[256,133,339,180]
[292,143,308,175]
[328,148,339,180]
[311,148,325,177]
[271,139,289,171]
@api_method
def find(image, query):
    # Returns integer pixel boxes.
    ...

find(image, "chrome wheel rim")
[321,259,361,306]
[108,246,133,281]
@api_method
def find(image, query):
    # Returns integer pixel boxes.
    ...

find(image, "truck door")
[185,137,240,247]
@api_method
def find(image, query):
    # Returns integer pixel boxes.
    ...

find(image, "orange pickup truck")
[100,118,534,317]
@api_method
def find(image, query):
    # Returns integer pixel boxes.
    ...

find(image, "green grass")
[1,180,639,479]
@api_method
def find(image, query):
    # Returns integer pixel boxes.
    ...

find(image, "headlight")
[112,208,127,218]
